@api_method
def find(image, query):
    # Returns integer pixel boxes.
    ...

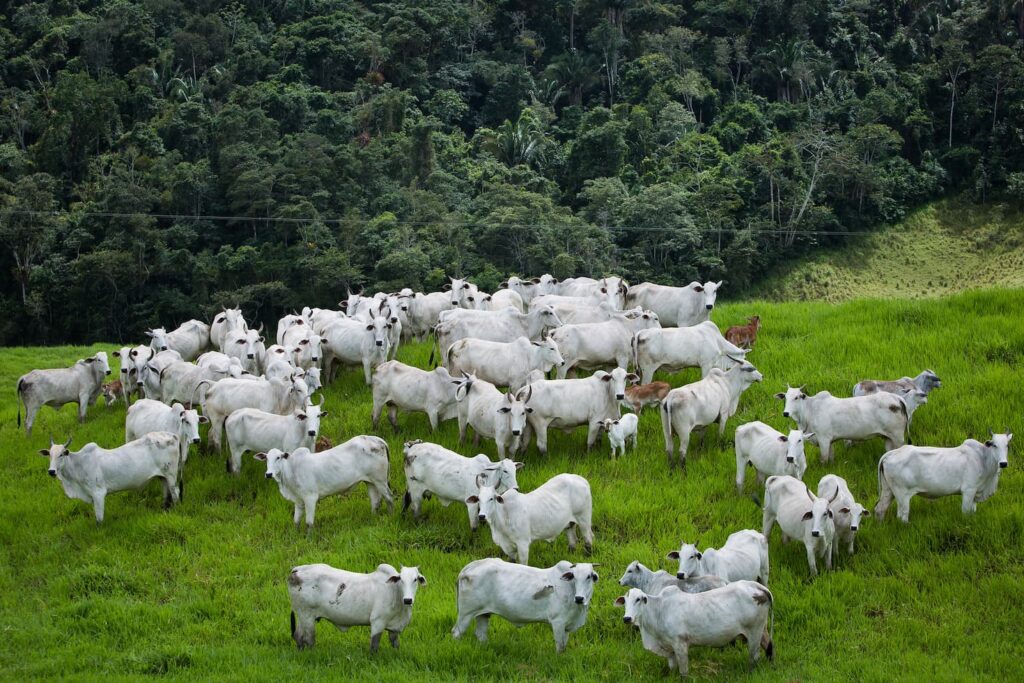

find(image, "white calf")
[762,475,837,577]
[599,413,639,459]
[734,422,811,493]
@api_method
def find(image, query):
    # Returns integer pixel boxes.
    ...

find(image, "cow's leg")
[368,484,383,513]
[458,413,468,443]
[473,614,490,642]
[388,630,400,649]
[736,454,747,494]
[362,360,372,386]
[77,396,88,423]
[875,480,894,520]
[293,503,304,527]
[303,496,318,529]
[534,420,550,456]
[369,629,383,653]
[426,408,439,431]
[961,488,978,515]
[824,541,833,571]
[371,399,383,428]
[895,493,912,523]
[585,421,601,451]
[516,543,530,566]
[566,522,578,551]
[678,428,690,471]
[466,501,479,531]
[761,509,776,540]
[819,437,833,463]
[805,542,819,577]
[92,491,107,524]
[673,640,689,677]
[641,364,655,386]
[556,362,570,380]
[747,629,762,669]
[578,514,594,554]
[292,610,316,650]
[552,620,570,654]
[24,400,39,436]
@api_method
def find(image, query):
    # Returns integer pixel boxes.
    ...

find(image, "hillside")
[751,199,1024,301]
[2,290,1022,680]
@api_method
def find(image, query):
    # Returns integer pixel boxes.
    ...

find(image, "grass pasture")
[1,289,1023,681]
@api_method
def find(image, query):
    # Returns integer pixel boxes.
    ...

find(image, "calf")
[876,432,1012,523]
[315,435,333,451]
[622,381,670,415]
[517,367,639,455]
[17,351,111,436]
[256,437,392,528]
[321,314,390,385]
[816,474,867,556]
[446,336,563,391]
[452,374,531,460]
[452,559,597,653]
[616,583,773,677]
[469,473,593,566]
[288,563,426,652]
[725,315,761,349]
[668,530,769,584]
[634,321,747,384]
[776,386,908,462]
[853,369,942,398]
[734,422,811,493]
[147,320,210,361]
[402,440,522,530]
[762,475,837,577]
[661,360,762,470]
[101,380,125,407]
[618,560,727,595]
[38,433,181,523]
[126,399,208,465]
[225,400,326,474]
[599,414,639,459]
[371,361,459,431]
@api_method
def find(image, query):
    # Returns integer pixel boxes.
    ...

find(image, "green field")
[2,290,1022,681]
[752,200,1024,302]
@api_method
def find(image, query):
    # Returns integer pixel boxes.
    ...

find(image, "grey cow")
[853,369,941,398]
[17,352,111,435]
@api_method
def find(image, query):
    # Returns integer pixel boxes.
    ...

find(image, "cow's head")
[782,429,812,479]
[303,366,323,393]
[560,562,599,606]
[840,500,868,533]
[497,388,532,437]
[532,337,565,369]
[39,436,73,478]
[698,280,723,310]
[146,327,170,352]
[253,448,291,480]
[921,369,942,392]
[384,565,426,606]
[93,351,111,376]
[466,476,506,524]
[480,459,524,494]
[899,388,928,413]
[668,540,702,580]
[985,430,1012,469]
[365,314,390,349]
[616,587,647,625]
[618,560,646,587]
[131,346,156,388]
[803,487,836,538]
[596,367,639,402]
[775,385,807,420]
[296,397,327,438]
[529,305,564,331]
[449,277,473,307]
[293,333,323,365]
[173,403,208,445]
[113,346,134,379]
[598,418,619,433]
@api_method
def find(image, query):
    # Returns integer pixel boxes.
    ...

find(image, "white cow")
[550,313,660,379]
[196,351,247,378]
[288,563,426,651]
[853,369,942,397]
[17,352,111,435]
[626,280,722,327]
[125,399,208,465]
[599,413,639,459]
[221,326,265,374]
[321,314,390,384]
[210,307,247,349]
[155,360,231,406]
[616,583,773,677]
[255,437,392,528]
[633,321,747,384]
[201,374,309,451]
[434,306,563,364]
[224,400,326,474]
[371,361,459,431]
[555,276,628,309]
[401,440,522,529]
[276,313,311,345]
[817,474,867,556]
[500,274,558,304]
[39,433,181,523]
[776,386,908,462]
[403,291,453,341]
[134,348,181,400]
[660,360,763,469]
[446,336,564,391]
[734,422,811,493]
[668,529,770,584]
[875,432,1012,523]
[452,374,531,460]
[617,560,728,595]
[762,475,837,577]
[469,473,593,566]
[146,320,210,361]
[476,288,525,312]
[111,346,142,405]
[517,367,638,455]
[452,559,597,653]
[281,325,323,370]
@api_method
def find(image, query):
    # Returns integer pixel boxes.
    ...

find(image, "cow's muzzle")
[403,598,414,605]
[812,530,821,538]
[676,572,686,580]
[705,304,713,310]
[192,438,201,444]
[622,616,632,624]
[161,346,169,351]
[48,469,57,477]
[512,430,521,436]
[105,370,111,375]
[783,411,790,418]
[247,353,255,359]
[616,393,624,400]
[375,341,383,347]
[574,596,585,605]
[786,456,795,463]
[850,526,859,532]
[1000,462,1008,468]
[307,430,316,437]
[478,514,487,522]
[265,473,274,479]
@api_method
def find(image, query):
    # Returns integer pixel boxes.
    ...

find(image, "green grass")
[750,199,1024,301]
[2,289,1023,681]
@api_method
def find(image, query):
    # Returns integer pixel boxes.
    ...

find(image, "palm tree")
[486,109,547,169]
[547,50,600,106]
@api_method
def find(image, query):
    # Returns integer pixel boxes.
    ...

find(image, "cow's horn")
[989,427,995,437]
[806,488,816,502]
[829,486,840,503]
[63,435,72,449]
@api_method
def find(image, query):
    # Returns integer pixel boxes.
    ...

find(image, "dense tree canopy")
[2,0,1023,343]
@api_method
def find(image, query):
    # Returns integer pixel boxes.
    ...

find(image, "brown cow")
[101,380,125,407]
[622,381,670,415]
[725,316,761,349]
[315,435,333,452]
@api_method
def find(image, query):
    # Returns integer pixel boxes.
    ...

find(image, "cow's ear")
[600,373,612,382]
[626,373,640,385]
[319,411,329,418]
[525,407,533,413]
[442,283,451,291]
[693,285,704,292]
[778,435,788,442]
[497,406,511,413]
[365,324,374,331]
[38,449,50,457]
[112,350,121,357]
[840,507,851,514]
[282,452,290,459]
[561,572,575,581]
[495,495,504,504]
[387,575,401,583]
[802,511,813,520]
[774,392,785,400]
[800,393,807,399]
[198,416,210,424]
[514,461,525,470]
[666,551,680,560]
[465,495,479,504]
[417,574,427,585]
[695,552,702,560]
[295,413,307,421]
[253,452,267,461]
[614,596,625,606]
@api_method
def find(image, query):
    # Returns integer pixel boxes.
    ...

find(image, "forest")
[1,0,1023,344]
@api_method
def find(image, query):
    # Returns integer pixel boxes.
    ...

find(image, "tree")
[483,109,548,169]
[0,173,60,304]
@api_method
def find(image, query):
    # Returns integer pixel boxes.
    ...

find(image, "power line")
[2,209,870,236]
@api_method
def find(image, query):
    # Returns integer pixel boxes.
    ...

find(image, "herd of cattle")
[15,274,1013,676]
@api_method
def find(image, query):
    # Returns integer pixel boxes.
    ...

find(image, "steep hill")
[750,199,1024,301]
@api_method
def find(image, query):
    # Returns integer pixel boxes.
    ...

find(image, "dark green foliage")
[1,0,1023,343]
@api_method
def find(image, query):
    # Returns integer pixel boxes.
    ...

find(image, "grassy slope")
[2,290,1023,681]
[750,199,1024,302]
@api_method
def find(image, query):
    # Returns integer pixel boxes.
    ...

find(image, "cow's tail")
[402,490,412,514]
[631,332,640,371]
[427,327,437,367]
[897,397,912,445]
[290,611,296,640]
[877,457,890,510]
[762,586,775,661]
[16,378,24,427]
[660,394,674,457]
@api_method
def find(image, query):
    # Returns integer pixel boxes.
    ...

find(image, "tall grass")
[2,289,1022,680]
